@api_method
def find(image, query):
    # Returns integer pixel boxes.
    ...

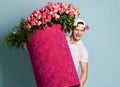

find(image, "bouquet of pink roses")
[4,2,80,49]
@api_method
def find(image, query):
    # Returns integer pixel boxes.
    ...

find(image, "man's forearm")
[79,71,88,87]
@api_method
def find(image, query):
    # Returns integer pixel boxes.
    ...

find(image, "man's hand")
[79,82,83,87]
[79,62,88,87]
[79,84,83,87]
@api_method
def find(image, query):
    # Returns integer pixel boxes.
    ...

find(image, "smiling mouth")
[76,35,81,38]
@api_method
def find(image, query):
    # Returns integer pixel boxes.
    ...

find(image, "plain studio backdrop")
[0,0,120,87]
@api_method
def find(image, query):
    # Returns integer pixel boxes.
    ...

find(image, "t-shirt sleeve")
[79,44,89,62]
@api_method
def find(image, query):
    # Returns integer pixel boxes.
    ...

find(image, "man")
[66,18,89,87]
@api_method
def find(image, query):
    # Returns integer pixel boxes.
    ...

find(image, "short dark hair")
[77,22,84,25]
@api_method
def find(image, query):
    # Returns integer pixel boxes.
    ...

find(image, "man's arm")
[79,62,88,87]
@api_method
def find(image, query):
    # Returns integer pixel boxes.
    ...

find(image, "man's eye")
[81,30,85,32]
[75,30,79,31]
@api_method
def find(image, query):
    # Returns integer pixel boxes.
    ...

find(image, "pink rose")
[54,14,60,20]
[49,11,54,16]
[42,12,47,19]
[56,2,62,6]
[34,10,40,14]
[59,7,65,14]
[30,20,37,26]
[27,16,31,22]
[45,6,50,13]
[42,18,46,24]
[48,2,53,6]
[69,11,74,16]
[65,8,70,14]
[45,16,52,23]
[85,25,90,30]
[37,21,42,26]
[37,14,42,19]
[26,22,31,29]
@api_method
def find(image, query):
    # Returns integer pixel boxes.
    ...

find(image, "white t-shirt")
[66,37,89,71]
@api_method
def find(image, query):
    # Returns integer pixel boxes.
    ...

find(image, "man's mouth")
[76,35,80,38]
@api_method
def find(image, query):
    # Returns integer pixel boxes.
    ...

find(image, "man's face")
[72,25,85,41]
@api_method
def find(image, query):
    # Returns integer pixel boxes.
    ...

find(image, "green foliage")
[4,19,30,49]
[58,13,74,33]
[4,14,74,49]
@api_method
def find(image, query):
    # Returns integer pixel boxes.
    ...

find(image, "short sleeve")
[79,44,89,62]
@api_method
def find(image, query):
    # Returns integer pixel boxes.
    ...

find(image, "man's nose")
[78,31,82,34]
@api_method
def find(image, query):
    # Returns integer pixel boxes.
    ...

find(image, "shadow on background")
[0,36,36,87]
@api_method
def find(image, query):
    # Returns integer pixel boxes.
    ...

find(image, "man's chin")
[75,38,81,41]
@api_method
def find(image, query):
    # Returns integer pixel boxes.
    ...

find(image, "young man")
[66,18,89,87]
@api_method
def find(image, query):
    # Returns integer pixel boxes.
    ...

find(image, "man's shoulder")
[80,41,88,53]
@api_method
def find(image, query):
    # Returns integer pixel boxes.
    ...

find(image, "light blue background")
[0,0,120,87]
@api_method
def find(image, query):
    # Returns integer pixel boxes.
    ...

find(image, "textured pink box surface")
[27,24,80,87]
